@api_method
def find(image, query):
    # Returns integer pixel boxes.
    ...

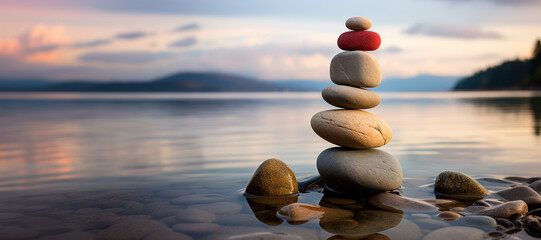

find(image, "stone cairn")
[246,17,402,199]
[310,16,402,195]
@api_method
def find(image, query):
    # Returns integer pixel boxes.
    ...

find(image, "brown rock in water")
[497,186,541,208]
[245,158,298,196]
[530,180,541,193]
[434,171,490,200]
[246,195,298,226]
[478,200,528,219]
[525,215,541,238]
[437,211,463,220]
[277,203,325,222]
[368,192,438,212]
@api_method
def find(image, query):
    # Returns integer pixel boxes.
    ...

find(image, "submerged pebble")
[276,203,325,222]
[422,226,484,240]
[173,222,221,234]
[368,192,438,212]
[457,215,497,229]
[176,208,216,223]
[478,200,528,219]
[497,186,541,208]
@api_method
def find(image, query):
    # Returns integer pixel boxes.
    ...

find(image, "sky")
[0,0,540,82]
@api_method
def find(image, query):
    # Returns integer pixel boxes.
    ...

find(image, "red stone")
[337,31,381,51]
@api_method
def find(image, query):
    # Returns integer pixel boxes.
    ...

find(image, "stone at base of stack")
[311,16,402,195]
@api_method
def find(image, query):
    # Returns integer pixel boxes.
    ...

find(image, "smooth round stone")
[457,216,497,229]
[330,51,381,88]
[422,226,484,240]
[434,171,490,200]
[380,219,422,240]
[176,208,216,223]
[277,203,325,222]
[143,230,193,240]
[95,219,168,240]
[245,158,298,196]
[437,211,462,220]
[525,215,541,238]
[345,17,372,31]
[414,218,450,229]
[337,31,381,51]
[322,85,380,109]
[0,226,39,240]
[311,110,392,149]
[150,204,181,219]
[478,200,528,219]
[173,222,220,234]
[497,186,541,208]
[368,192,438,212]
[530,180,541,193]
[227,232,303,240]
[35,231,95,240]
[320,209,403,238]
[171,194,226,204]
[188,202,242,215]
[317,148,402,194]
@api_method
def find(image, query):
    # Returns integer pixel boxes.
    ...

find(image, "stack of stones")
[311,17,403,195]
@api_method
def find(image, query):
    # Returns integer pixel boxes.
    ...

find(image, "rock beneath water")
[457,216,497,229]
[322,85,380,110]
[337,31,381,51]
[95,218,168,240]
[246,195,298,226]
[320,209,403,239]
[143,230,193,240]
[36,232,95,240]
[330,51,381,88]
[345,17,372,31]
[317,148,402,194]
[187,202,242,215]
[422,226,484,240]
[437,211,463,220]
[245,158,298,196]
[297,174,324,193]
[368,192,438,212]
[172,223,221,234]
[311,110,392,149]
[525,215,541,238]
[379,219,423,240]
[226,232,304,240]
[0,226,39,240]
[478,200,528,219]
[171,194,226,204]
[276,203,324,222]
[496,186,541,208]
[434,171,490,200]
[530,180,541,193]
[176,208,216,223]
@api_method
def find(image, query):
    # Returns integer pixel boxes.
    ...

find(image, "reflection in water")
[320,209,403,238]
[246,195,298,226]
[459,96,541,136]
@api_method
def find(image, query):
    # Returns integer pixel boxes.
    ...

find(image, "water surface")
[0,91,539,239]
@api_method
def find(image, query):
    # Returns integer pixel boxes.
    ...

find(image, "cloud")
[174,23,200,32]
[115,31,150,40]
[77,51,177,64]
[169,37,197,48]
[0,25,69,62]
[383,46,403,54]
[404,23,504,39]
[72,39,112,48]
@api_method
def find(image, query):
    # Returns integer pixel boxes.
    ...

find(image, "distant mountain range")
[453,39,541,90]
[0,72,460,92]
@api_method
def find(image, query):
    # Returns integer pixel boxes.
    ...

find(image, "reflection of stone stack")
[311,17,403,195]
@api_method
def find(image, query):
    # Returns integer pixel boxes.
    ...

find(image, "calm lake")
[0,91,540,239]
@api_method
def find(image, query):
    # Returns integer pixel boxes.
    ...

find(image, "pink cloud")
[0,24,69,62]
